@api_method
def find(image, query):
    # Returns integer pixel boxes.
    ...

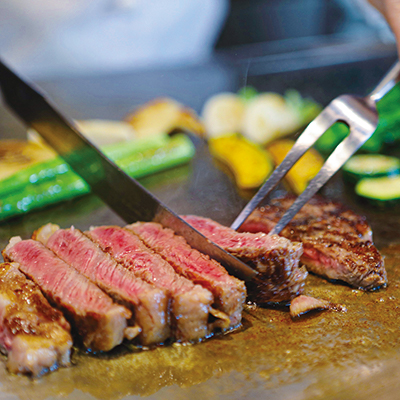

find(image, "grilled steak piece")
[87,226,219,341]
[289,295,332,318]
[36,224,169,346]
[240,195,387,290]
[127,222,247,326]
[182,215,306,303]
[0,262,72,376]
[3,237,131,352]
[289,295,346,318]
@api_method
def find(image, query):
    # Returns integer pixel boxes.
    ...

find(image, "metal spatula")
[231,61,400,234]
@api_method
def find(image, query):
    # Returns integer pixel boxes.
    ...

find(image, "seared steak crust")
[127,222,246,328]
[87,226,214,342]
[240,195,387,290]
[0,262,72,376]
[247,194,373,241]
[3,238,130,352]
[40,225,169,346]
[182,215,306,303]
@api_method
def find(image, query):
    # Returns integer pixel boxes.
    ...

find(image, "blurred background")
[0,0,398,129]
[0,0,396,79]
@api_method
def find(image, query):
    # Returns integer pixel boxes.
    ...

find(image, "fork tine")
[232,63,398,235]
[269,120,376,235]
[230,107,337,231]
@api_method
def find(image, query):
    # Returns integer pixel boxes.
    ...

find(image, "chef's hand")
[368,0,400,54]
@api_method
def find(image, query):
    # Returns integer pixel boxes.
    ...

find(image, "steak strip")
[182,215,306,303]
[87,226,219,342]
[240,195,387,290]
[3,237,130,352]
[35,224,169,346]
[0,262,72,376]
[127,222,247,327]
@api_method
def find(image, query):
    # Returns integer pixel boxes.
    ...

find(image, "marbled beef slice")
[3,237,130,352]
[87,226,219,341]
[127,222,247,327]
[182,215,307,303]
[36,224,169,346]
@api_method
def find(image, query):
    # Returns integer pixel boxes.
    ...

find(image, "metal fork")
[231,61,400,234]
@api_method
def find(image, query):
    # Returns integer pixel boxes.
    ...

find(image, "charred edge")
[245,271,304,305]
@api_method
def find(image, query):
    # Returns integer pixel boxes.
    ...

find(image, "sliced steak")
[127,222,246,326]
[35,224,169,346]
[240,195,387,290]
[3,237,130,352]
[87,226,218,341]
[0,262,72,376]
[182,215,306,303]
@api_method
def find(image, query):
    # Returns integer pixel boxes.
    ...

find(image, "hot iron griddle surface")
[0,56,400,400]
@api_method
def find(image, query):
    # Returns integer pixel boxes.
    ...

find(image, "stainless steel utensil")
[231,61,400,234]
[0,59,257,281]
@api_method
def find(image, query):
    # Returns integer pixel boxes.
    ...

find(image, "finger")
[368,0,385,13]
[384,0,400,54]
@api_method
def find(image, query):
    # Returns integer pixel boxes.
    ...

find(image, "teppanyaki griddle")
[0,53,400,400]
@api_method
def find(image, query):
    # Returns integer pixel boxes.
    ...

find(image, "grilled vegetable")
[0,176,89,221]
[343,154,400,184]
[237,86,258,103]
[201,89,320,143]
[126,98,205,138]
[202,93,246,138]
[242,93,300,145]
[315,122,383,154]
[355,175,400,206]
[0,140,56,181]
[28,120,137,149]
[208,133,273,190]
[316,84,400,154]
[116,133,195,179]
[0,134,170,198]
[284,89,322,127]
[267,139,324,194]
[0,134,195,222]
[73,120,137,146]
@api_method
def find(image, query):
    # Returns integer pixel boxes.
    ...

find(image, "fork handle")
[369,61,400,103]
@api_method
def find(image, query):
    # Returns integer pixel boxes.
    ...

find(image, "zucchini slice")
[343,154,400,184]
[355,175,400,205]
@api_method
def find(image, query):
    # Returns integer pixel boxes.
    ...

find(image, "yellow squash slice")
[267,139,324,194]
[209,133,274,190]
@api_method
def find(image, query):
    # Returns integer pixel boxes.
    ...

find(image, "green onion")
[118,134,195,179]
[0,134,195,222]
[0,175,89,220]
[0,133,169,198]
